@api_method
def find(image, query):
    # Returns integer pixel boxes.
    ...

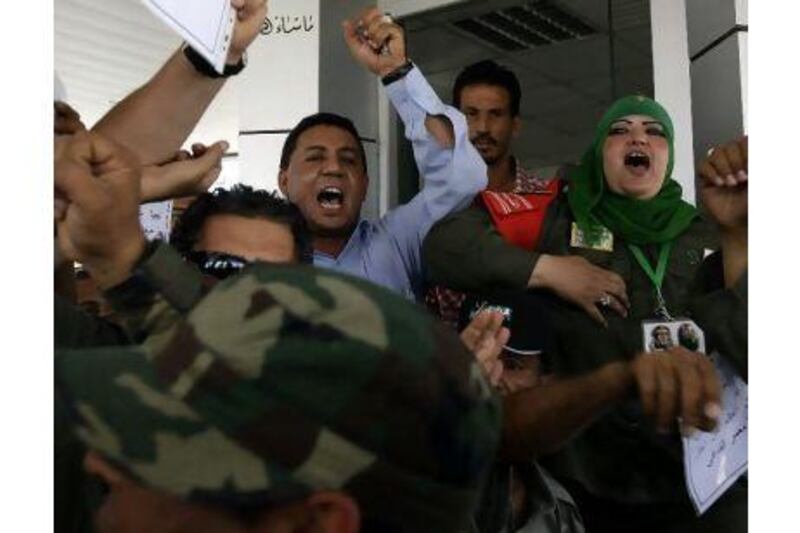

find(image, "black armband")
[381,61,414,86]
[182,44,246,79]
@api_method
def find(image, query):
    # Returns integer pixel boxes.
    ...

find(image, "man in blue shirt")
[277,8,487,299]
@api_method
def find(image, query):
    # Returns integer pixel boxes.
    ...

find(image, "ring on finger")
[598,294,612,307]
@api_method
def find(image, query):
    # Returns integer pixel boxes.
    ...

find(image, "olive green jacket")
[423,192,748,506]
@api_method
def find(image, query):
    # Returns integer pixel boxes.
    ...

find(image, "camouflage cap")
[56,263,500,532]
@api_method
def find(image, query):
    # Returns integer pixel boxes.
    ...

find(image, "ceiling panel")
[54,0,240,151]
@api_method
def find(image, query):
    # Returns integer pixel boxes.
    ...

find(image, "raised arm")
[697,136,748,287]
[55,131,207,342]
[692,136,748,377]
[92,0,267,165]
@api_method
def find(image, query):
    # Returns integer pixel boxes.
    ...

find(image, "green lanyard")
[628,242,674,320]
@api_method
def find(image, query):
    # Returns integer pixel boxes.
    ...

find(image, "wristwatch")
[182,44,247,78]
[381,61,414,86]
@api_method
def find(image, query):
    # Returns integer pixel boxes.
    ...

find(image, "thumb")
[342,19,368,58]
[188,140,228,173]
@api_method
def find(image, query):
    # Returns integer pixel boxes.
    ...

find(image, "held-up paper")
[682,351,748,515]
[141,0,235,73]
[140,201,173,242]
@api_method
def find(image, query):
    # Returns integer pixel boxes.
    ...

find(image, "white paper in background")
[139,201,173,242]
[238,0,320,131]
[141,0,235,73]
[682,351,748,515]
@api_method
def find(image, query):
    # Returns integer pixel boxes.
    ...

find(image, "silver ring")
[381,14,394,24]
[598,294,611,307]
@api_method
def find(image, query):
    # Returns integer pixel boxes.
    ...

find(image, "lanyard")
[628,242,674,320]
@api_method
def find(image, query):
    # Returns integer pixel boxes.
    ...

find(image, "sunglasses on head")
[185,250,251,280]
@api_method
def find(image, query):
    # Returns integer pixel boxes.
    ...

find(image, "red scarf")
[479,179,561,250]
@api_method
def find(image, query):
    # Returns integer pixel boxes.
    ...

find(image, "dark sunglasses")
[185,250,251,280]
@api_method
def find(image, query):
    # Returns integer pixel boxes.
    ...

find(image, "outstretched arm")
[92,0,267,165]
[501,347,721,460]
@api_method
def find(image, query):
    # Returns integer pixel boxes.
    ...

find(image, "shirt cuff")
[384,65,446,119]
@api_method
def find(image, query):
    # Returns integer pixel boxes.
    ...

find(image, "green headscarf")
[567,95,697,245]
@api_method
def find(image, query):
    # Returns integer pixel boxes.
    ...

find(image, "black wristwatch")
[381,61,414,86]
[183,44,246,79]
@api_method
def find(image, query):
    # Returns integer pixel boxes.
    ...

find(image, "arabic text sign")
[682,351,748,515]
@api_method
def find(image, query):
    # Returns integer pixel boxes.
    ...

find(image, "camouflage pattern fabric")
[56,262,501,532]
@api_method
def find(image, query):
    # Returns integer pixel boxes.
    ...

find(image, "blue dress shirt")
[313,66,487,300]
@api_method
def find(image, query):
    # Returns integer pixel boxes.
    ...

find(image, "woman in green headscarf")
[423,95,748,533]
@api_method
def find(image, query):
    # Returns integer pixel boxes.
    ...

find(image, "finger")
[694,353,722,431]
[174,150,191,162]
[583,302,608,327]
[633,354,657,421]
[709,148,734,183]
[654,358,677,433]
[495,326,511,352]
[698,160,724,187]
[191,143,207,156]
[86,133,140,180]
[604,294,628,318]
[722,141,746,175]
[674,352,703,432]
[230,0,245,9]
[487,359,504,388]
[475,312,504,358]
[602,272,630,309]
[460,311,490,352]
[54,136,100,205]
[342,19,371,56]
[357,6,384,29]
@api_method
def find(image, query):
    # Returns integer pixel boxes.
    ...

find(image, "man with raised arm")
[276,7,486,299]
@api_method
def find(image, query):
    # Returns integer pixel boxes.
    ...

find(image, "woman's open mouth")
[624,151,651,175]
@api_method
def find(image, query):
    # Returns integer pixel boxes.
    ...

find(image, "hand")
[498,354,550,395]
[54,131,146,289]
[630,347,722,434]
[698,136,747,231]
[530,255,629,326]
[460,310,510,389]
[55,101,86,136]
[342,7,407,77]
[228,0,268,64]
[141,140,228,202]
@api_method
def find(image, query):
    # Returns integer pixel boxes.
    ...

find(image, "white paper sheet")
[682,351,748,515]
[139,201,173,243]
[141,0,235,73]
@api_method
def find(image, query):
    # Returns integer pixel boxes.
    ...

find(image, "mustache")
[471,133,497,146]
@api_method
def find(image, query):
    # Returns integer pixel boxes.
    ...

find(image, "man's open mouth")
[624,151,651,171]
[317,186,344,209]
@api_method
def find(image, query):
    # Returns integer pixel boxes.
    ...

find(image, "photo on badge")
[642,319,706,354]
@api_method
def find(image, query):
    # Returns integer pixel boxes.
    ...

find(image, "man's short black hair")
[279,112,368,173]
[452,60,522,116]
[170,185,313,263]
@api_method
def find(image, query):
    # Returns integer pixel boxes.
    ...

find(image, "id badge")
[570,222,614,252]
[642,318,706,353]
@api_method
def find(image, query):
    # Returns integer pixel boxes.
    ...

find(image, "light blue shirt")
[313,66,487,300]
